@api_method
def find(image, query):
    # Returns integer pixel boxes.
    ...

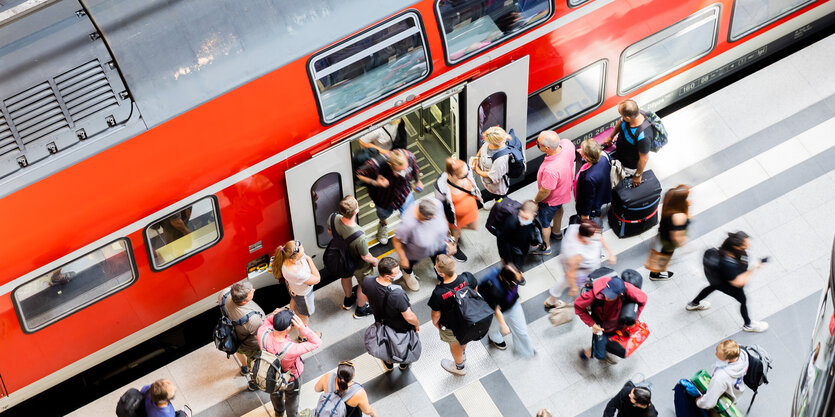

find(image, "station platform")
[71,33,835,417]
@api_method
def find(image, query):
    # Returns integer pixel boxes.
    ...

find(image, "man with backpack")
[695,340,749,411]
[256,309,322,417]
[686,231,769,332]
[532,130,575,255]
[473,126,525,207]
[428,255,490,376]
[488,199,541,267]
[216,281,264,389]
[603,100,652,188]
[329,195,379,318]
[141,379,185,417]
[392,198,449,292]
[355,149,422,245]
[575,275,646,363]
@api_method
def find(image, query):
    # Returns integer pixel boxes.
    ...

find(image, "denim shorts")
[291,291,315,316]
[375,192,415,219]
[536,202,562,228]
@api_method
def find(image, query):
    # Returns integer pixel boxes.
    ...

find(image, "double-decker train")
[0,0,833,411]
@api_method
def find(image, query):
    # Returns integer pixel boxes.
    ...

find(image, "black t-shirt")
[615,118,651,169]
[478,267,519,312]
[361,276,413,333]
[658,215,689,244]
[428,272,479,329]
[717,252,748,283]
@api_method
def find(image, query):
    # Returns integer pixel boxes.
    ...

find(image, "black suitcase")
[608,170,661,238]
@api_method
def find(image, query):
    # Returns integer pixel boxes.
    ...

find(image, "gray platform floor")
[70,33,835,417]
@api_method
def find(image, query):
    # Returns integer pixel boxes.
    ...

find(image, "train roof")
[0,0,417,197]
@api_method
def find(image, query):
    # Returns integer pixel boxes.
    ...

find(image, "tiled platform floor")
[70,33,835,417]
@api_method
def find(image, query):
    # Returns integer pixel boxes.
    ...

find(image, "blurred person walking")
[645,185,691,281]
[435,157,483,262]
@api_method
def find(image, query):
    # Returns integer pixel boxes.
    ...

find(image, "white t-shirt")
[359,123,397,150]
[282,259,312,296]
[478,143,510,195]
[560,224,602,278]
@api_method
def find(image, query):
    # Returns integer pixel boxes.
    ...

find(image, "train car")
[1,0,833,411]
[792,237,835,416]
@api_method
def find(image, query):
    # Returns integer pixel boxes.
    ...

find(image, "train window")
[311,173,343,248]
[730,0,815,41]
[478,92,507,145]
[12,239,137,332]
[567,0,592,7]
[144,197,222,271]
[619,5,720,95]
[527,60,606,139]
[309,12,431,125]
[436,0,553,65]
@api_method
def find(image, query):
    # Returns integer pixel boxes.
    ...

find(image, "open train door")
[285,141,354,271]
[463,56,529,160]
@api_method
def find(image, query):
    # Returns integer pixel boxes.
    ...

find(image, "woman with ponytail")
[314,361,376,417]
[271,240,320,328]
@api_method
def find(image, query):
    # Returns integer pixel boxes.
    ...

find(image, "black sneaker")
[381,360,394,373]
[342,286,358,310]
[452,248,468,262]
[649,271,674,281]
[240,366,249,376]
[247,381,258,391]
[490,340,508,350]
[398,363,410,371]
[353,303,373,319]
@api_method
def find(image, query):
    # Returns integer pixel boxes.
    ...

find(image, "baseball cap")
[273,310,294,331]
[601,277,625,299]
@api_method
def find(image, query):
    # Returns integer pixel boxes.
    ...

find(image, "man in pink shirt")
[257,309,321,417]
[532,130,575,255]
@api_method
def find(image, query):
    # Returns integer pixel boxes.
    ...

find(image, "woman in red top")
[434,157,483,262]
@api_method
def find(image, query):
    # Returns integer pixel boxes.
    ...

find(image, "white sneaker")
[743,321,769,332]
[402,273,420,291]
[376,223,389,245]
[441,359,466,376]
[685,301,711,311]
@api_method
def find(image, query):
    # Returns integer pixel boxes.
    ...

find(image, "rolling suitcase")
[608,170,661,238]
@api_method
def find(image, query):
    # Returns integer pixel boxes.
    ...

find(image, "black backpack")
[391,121,408,150]
[702,248,723,284]
[115,388,145,417]
[213,292,261,358]
[449,273,494,344]
[490,129,526,184]
[323,214,363,279]
[741,344,772,414]
[485,197,521,236]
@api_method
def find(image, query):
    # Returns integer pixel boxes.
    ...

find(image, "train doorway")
[351,88,462,239]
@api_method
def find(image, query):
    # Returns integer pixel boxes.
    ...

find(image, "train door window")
[311,173,343,247]
[144,197,222,270]
[12,239,137,332]
[618,5,720,95]
[527,60,606,140]
[436,0,553,65]
[309,12,431,125]
[478,92,506,146]
[567,0,592,7]
[730,0,814,41]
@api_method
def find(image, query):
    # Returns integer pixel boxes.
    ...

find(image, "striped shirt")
[356,149,420,210]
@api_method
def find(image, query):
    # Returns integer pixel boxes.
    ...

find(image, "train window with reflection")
[730,0,815,41]
[478,92,506,146]
[527,60,606,139]
[310,12,430,125]
[567,0,591,7]
[13,239,136,333]
[145,197,221,270]
[311,173,343,248]
[619,5,720,95]
[436,0,553,65]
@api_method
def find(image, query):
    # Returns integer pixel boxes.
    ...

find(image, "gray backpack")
[314,373,364,417]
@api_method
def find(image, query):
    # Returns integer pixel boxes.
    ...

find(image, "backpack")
[391,121,408,150]
[702,248,723,284]
[580,267,618,295]
[214,292,261,358]
[314,373,364,417]
[115,388,145,417]
[741,344,772,414]
[323,214,363,279]
[449,272,494,344]
[485,197,521,236]
[642,111,668,152]
[490,128,526,184]
[250,332,296,393]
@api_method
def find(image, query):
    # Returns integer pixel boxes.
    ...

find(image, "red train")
[0,0,832,411]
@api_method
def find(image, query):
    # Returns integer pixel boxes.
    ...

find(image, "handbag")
[644,238,673,272]
[363,287,422,364]
[609,321,650,358]
[548,302,574,327]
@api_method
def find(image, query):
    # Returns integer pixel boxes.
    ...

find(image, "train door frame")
[285,141,353,269]
[463,56,530,159]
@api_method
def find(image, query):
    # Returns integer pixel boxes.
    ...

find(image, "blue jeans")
[487,302,535,358]
[535,202,562,228]
[376,192,415,219]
